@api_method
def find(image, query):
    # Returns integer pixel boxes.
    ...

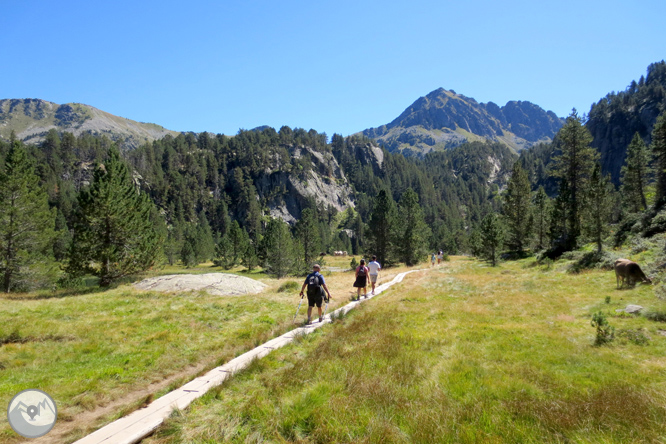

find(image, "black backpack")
[307,272,324,298]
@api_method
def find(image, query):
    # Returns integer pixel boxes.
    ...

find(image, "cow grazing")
[614,259,652,288]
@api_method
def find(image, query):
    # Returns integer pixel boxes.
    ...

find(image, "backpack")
[357,266,366,277]
[307,272,324,298]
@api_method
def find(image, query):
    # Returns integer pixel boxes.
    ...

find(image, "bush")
[617,328,650,345]
[591,311,615,346]
[569,250,620,273]
[644,310,666,323]
[613,213,642,247]
[642,207,666,237]
[277,281,300,293]
[350,257,358,269]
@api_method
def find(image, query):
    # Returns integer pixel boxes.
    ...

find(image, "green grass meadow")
[143,257,666,444]
[0,256,373,443]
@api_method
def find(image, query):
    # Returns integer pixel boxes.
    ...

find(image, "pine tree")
[532,186,550,251]
[652,112,666,207]
[549,180,570,251]
[295,208,320,272]
[584,164,614,253]
[620,132,649,212]
[550,110,598,250]
[215,220,249,269]
[396,188,431,266]
[366,189,397,266]
[194,210,215,262]
[0,141,56,292]
[53,209,72,262]
[68,147,161,286]
[240,235,259,271]
[479,212,504,266]
[503,162,532,252]
[261,218,297,278]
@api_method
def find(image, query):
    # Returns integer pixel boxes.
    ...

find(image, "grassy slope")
[144,257,666,444]
[0,256,399,443]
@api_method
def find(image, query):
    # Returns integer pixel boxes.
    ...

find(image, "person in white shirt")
[368,255,382,295]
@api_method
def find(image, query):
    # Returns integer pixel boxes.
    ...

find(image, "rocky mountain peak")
[361,89,563,155]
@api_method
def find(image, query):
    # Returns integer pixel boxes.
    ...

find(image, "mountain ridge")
[0,98,179,149]
[361,88,564,155]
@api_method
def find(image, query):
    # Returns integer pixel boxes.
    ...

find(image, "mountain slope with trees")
[586,60,666,184]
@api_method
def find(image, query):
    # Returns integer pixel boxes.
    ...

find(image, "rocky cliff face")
[254,144,355,223]
[0,99,179,149]
[362,88,563,155]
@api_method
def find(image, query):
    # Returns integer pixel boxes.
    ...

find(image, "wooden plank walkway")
[73,269,422,444]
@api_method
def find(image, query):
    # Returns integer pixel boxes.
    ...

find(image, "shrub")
[591,311,615,346]
[613,213,642,247]
[605,296,611,304]
[569,250,620,273]
[644,310,666,323]
[642,207,666,237]
[350,257,358,269]
[277,281,300,293]
[617,328,650,345]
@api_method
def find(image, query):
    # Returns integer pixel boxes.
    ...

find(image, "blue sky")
[2,0,665,137]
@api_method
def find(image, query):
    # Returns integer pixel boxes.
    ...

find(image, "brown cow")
[614,258,652,288]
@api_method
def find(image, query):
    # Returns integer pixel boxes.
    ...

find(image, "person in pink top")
[353,258,370,301]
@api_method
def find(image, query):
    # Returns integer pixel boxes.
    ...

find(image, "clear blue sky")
[2,0,665,137]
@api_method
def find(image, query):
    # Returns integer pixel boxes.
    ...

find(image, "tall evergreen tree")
[68,147,161,286]
[503,162,532,252]
[366,189,397,267]
[261,218,297,278]
[295,208,320,272]
[620,132,649,212]
[652,112,666,207]
[194,210,215,262]
[550,110,598,250]
[532,186,550,251]
[583,163,614,253]
[214,220,248,269]
[479,212,504,266]
[396,188,431,266]
[549,180,570,251]
[0,141,56,292]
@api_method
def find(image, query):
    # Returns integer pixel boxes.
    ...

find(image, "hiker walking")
[299,264,331,324]
[431,252,436,267]
[437,250,443,265]
[368,255,381,295]
[353,259,370,300]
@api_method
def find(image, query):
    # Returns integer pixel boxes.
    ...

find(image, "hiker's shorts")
[307,292,323,308]
[370,274,378,283]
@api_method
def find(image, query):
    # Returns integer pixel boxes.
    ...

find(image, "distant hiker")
[437,250,443,265]
[431,253,436,267]
[353,259,370,300]
[299,264,332,324]
[368,255,382,295]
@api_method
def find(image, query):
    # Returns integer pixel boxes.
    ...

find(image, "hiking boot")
[306,318,312,325]
[319,316,323,322]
